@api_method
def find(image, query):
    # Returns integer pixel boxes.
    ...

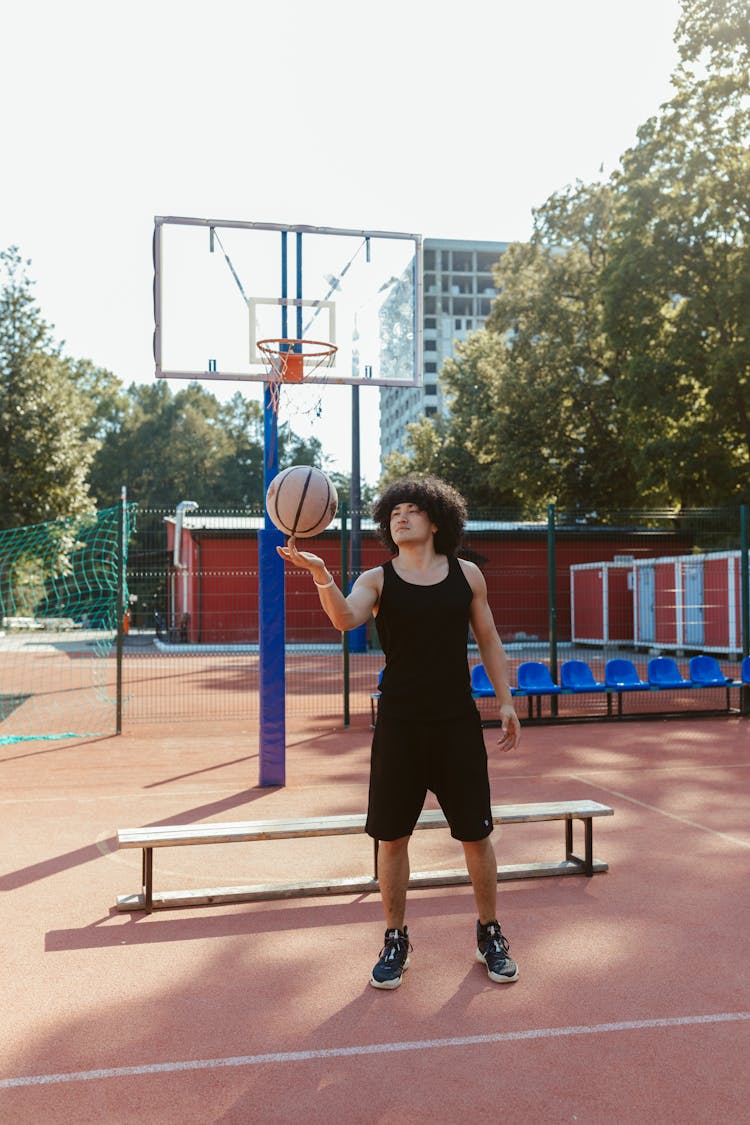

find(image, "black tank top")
[374,555,475,720]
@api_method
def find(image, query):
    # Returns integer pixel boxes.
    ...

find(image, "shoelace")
[483,925,510,956]
[381,931,410,962]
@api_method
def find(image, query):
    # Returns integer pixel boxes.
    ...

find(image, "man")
[278,474,521,990]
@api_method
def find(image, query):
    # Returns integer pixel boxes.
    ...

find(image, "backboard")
[153,216,423,387]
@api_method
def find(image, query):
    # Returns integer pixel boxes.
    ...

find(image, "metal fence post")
[547,504,558,716]
[741,504,749,715]
[116,485,125,735]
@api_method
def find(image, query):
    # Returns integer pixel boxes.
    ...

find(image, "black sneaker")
[370,927,411,989]
[476,920,519,983]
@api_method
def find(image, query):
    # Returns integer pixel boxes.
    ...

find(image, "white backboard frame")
[153,216,423,387]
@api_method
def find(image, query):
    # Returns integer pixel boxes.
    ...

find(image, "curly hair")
[371,474,468,555]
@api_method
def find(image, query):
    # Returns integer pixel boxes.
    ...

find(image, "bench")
[469,660,747,721]
[115,799,614,913]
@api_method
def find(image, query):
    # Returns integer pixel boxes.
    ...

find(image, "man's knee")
[378,835,411,854]
[461,835,496,859]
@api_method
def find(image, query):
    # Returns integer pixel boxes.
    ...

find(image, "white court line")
[569,775,750,849]
[2,1012,749,1090]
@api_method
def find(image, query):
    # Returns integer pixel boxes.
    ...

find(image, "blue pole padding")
[348,579,368,654]
[258,525,286,787]
[257,231,287,786]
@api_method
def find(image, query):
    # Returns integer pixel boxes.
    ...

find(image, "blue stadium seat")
[604,659,649,690]
[648,657,691,689]
[742,656,750,684]
[470,663,496,697]
[517,661,562,695]
[689,655,730,686]
[560,660,607,693]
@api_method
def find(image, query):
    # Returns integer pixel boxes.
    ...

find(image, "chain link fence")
[1,502,747,744]
[120,503,750,728]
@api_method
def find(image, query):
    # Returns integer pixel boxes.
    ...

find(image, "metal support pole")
[115,485,126,735]
[341,502,350,726]
[349,384,367,653]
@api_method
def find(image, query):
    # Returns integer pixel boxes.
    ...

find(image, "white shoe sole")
[476,948,519,983]
[370,956,410,989]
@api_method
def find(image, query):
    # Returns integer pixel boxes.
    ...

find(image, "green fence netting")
[0,503,135,744]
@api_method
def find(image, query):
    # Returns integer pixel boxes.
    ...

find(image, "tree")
[68,357,130,444]
[88,381,330,509]
[388,0,749,511]
[602,0,750,505]
[0,247,96,527]
[379,386,514,510]
[88,381,242,508]
[404,182,637,513]
[213,393,266,507]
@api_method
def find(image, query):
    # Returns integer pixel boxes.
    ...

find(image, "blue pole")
[258,232,287,787]
[547,504,558,717]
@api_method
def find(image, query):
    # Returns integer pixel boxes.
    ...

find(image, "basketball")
[265,466,338,538]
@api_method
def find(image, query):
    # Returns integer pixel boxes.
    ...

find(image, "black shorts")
[365,708,493,842]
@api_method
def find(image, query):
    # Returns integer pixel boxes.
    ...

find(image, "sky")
[2,0,682,485]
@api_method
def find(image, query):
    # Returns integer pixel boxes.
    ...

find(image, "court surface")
[1,711,749,1123]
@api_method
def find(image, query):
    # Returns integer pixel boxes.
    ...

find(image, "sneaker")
[370,927,411,989]
[476,919,519,983]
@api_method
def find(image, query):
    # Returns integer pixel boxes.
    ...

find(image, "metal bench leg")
[565,818,593,875]
[142,847,154,913]
[584,818,593,876]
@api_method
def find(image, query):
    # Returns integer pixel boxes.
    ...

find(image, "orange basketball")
[265,466,338,538]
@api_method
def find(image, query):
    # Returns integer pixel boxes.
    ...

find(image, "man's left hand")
[496,704,521,752]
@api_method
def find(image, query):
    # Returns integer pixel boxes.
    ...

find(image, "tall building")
[379,237,509,468]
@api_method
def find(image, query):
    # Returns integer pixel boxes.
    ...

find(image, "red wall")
[167,528,688,646]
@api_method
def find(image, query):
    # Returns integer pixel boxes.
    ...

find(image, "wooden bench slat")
[117,800,613,849]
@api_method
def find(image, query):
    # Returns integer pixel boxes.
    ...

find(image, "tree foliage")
[602,0,750,505]
[88,382,327,510]
[390,0,750,510]
[0,248,97,528]
[0,247,332,521]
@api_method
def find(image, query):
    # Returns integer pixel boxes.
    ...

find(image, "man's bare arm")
[277,538,380,631]
[460,558,521,751]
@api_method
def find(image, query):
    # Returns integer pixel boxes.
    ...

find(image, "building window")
[425,361,437,373]
[425,405,438,417]
[452,251,473,271]
[424,383,437,395]
[424,339,437,351]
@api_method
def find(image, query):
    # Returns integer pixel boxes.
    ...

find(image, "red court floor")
[1,713,749,1123]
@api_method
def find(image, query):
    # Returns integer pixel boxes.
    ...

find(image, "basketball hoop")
[257,338,338,414]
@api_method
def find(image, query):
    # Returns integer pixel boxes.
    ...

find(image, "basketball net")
[257,339,338,417]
